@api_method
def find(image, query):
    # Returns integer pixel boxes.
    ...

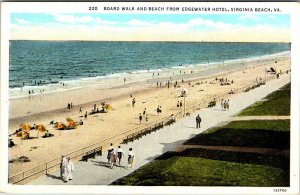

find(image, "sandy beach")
[8,53,291,176]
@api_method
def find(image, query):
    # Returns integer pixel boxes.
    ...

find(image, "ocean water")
[9,41,290,98]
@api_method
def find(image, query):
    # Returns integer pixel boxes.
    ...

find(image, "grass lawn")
[113,148,289,186]
[113,84,291,186]
[238,83,290,116]
[184,120,290,149]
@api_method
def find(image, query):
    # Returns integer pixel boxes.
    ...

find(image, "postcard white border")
[1,2,299,195]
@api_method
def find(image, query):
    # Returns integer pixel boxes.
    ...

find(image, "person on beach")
[227,99,230,110]
[145,114,148,122]
[221,99,224,110]
[224,100,227,110]
[196,114,201,129]
[67,103,70,111]
[29,90,31,95]
[117,146,124,166]
[84,111,88,119]
[180,100,183,108]
[65,157,74,182]
[127,148,135,169]
[124,78,126,84]
[139,113,142,124]
[132,98,136,107]
[60,155,68,180]
[79,107,82,113]
[177,101,179,108]
[143,108,146,116]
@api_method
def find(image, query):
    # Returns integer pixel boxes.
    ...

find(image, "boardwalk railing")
[8,73,280,184]
[8,115,175,184]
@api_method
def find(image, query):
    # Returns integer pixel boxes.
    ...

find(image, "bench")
[81,147,102,161]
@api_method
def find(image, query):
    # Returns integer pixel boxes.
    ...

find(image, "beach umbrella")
[35,124,47,132]
[54,122,66,130]
[65,117,77,129]
[67,120,77,129]
[20,124,31,131]
[66,117,74,122]
[16,130,29,139]
[105,104,113,111]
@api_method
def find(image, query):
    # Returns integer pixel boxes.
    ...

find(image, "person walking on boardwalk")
[107,143,114,163]
[224,100,227,110]
[110,148,117,169]
[117,146,124,167]
[196,114,201,129]
[65,157,74,182]
[127,148,135,169]
[60,155,67,180]
[221,99,224,110]
[227,99,230,110]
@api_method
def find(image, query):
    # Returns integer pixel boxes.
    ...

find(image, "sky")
[10,13,290,42]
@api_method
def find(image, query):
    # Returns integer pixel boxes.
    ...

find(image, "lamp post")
[265,68,267,83]
[181,88,188,116]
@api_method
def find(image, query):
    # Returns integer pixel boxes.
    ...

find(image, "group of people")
[107,144,135,169]
[215,77,234,86]
[138,108,149,124]
[221,99,230,110]
[67,103,74,111]
[177,100,183,108]
[60,156,74,183]
[156,106,162,115]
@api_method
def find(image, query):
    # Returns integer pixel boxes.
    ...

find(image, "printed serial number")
[273,189,287,193]
[89,6,98,11]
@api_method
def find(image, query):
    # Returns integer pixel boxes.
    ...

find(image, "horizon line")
[9,39,291,44]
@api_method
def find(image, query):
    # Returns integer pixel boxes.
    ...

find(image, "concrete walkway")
[31,74,290,185]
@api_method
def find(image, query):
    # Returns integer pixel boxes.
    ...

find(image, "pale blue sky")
[11,13,290,27]
[10,13,290,42]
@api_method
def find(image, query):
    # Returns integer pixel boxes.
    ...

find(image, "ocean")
[9,41,290,98]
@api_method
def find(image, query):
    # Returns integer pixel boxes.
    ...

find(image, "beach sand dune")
[8,55,290,176]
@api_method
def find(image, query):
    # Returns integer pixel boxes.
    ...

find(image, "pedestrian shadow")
[90,160,112,169]
[46,174,62,181]
[183,125,197,129]
[144,139,189,161]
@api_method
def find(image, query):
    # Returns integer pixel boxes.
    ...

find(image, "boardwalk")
[31,74,290,185]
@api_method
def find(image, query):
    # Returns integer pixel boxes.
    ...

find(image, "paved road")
[31,74,290,185]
